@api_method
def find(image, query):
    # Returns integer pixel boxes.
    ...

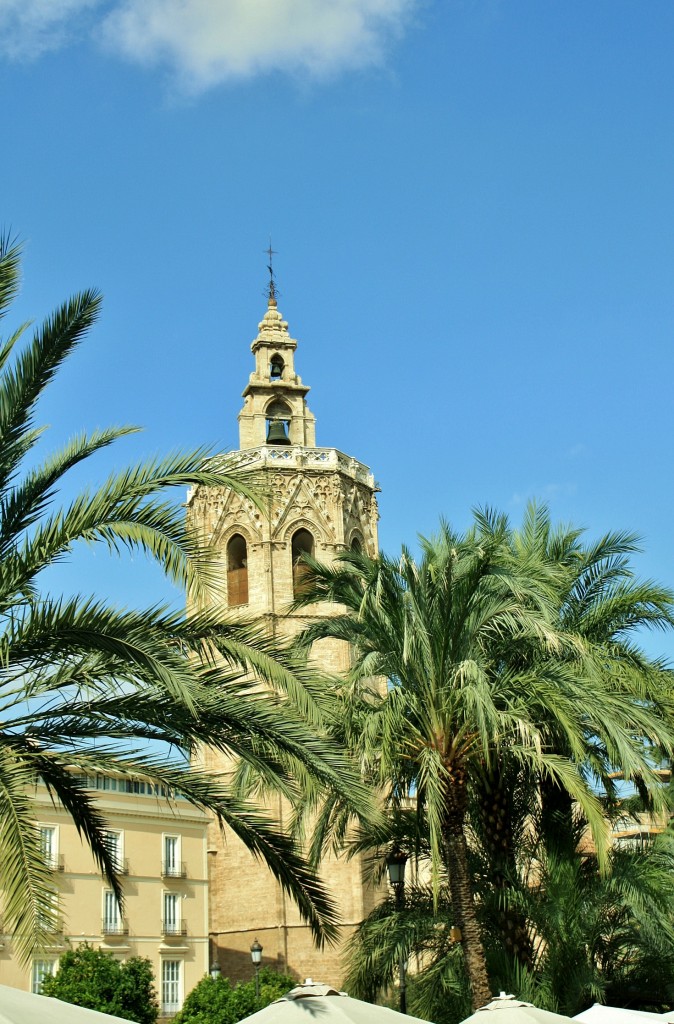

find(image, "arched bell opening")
[265,399,292,446]
[227,534,248,606]
[292,528,314,598]
[270,354,284,380]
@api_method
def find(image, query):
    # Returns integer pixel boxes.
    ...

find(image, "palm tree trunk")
[442,801,492,1011]
[540,776,575,858]
[475,768,533,968]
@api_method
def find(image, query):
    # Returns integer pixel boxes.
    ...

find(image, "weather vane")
[265,240,278,304]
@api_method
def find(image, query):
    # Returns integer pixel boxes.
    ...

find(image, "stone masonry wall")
[188,452,381,987]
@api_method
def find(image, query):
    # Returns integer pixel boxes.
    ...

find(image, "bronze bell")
[270,359,283,379]
[266,419,291,445]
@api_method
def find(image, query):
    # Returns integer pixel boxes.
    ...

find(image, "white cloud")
[0,0,100,59]
[100,0,415,90]
[565,442,588,460]
[510,482,578,507]
[0,0,416,88]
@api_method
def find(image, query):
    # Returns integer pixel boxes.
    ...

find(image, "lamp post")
[250,938,263,1000]
[386,848,408,1014]
[209,962,221,980]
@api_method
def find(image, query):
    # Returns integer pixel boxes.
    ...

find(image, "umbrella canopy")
[459,993,576,1024]
[574,1006,663,1024]
[0,984,135,1024]
[238,979,432,1024]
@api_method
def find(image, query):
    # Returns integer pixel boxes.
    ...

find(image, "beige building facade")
[0,776,209,1018]
[187,291,381,985]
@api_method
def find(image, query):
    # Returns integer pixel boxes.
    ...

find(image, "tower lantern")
[238,294,316,449]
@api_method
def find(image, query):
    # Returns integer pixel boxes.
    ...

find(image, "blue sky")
[1,1,673,658]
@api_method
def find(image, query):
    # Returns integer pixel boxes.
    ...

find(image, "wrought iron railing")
[102,920,129,936]
[161,920,187,937]
[161,861,187,878]
[102,858,129,875]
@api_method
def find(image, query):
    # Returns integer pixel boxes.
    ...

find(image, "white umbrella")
[574,1005,663,1024]
[238,979,433,1024]
[0,984,135,1024]
[459,992,576,1024]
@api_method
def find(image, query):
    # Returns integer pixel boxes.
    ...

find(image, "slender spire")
[265,240,278,307]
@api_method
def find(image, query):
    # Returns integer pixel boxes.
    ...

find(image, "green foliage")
[345,831,674,1019]
[511,833,674,1013]
[299,502,674,1014]
[41,944,158,1023]
[174,968,296,1024]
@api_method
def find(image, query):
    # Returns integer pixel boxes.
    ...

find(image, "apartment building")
[0,775,209,1017]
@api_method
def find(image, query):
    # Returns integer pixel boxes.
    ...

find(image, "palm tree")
[0,235,375,959]
[466,503,674,965]
[514,504,674,852]
[307,505,674,1009]
[296,511,622,1009]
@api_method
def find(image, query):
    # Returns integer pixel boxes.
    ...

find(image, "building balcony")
[161,921,187,937]
[102,920,129,936]
[38,914,64,933]
[102,859,129,876]
[41,920,67,949]
[45,854,65,872]
[161,861,187,879]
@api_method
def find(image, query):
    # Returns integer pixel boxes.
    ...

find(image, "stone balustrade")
[212,445,375,488]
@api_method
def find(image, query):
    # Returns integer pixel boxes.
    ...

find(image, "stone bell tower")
[187,275,380,985]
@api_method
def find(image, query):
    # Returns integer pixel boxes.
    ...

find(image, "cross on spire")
[265,240,277,305]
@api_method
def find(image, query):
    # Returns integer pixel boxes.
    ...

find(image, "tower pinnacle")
[239,274,315,449]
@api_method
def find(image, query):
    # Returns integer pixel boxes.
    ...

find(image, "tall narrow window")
[227,534,248,607]
[37,893,59,931]
[292,529,314,598]
[32,960,56,994]
[39,826,58,870]
[103,890,123,934]
[163,892,181,935]
[162,960,182,1015]
[350,535,363,554]
[103,830,124,872]
[163,835,183,877]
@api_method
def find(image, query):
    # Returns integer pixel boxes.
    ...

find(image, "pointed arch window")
[292,529,314,598]
[227,534,248,607]
[350,535,363,554]
[266,399,292,445]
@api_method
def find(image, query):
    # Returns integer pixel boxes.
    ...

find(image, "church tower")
[187,276,380,985]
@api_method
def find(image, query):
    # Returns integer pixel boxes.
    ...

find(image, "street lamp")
[210,962,221,980]
[250,938,263,1000]
[386,848,408,1015]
